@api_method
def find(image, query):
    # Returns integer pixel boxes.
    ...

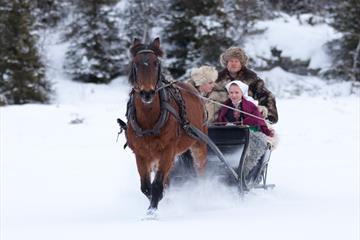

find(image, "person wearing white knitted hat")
[188,65,218,96]
[186,65,218,122]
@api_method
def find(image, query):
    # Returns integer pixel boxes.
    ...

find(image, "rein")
[161,80,270,124]
[127,46,192,137]
[197,95,270,124]
[123,45,269,179]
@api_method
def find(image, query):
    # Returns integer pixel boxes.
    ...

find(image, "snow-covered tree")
[269,0,330,15]
[122,0,168,45]
[224,0,271,43]
[31,0,69,29]
[0,0,52,105]
[326,0,360,81]
[163,0,235,78]
[64,0,127,83]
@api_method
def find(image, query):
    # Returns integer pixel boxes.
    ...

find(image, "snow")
[1,13,359,240]
[259,67,354,98]
[1,84,359,240]
[245,14,341,69]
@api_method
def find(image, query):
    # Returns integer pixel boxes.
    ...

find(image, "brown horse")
[126,38,207,215]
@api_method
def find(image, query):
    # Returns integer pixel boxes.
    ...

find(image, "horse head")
[129,38,164,104]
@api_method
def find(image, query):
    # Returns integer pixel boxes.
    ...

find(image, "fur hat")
[219,47,248,67]
[225,80,249,97]
[191,66,218,86]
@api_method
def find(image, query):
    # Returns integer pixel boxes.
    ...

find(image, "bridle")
[131,48,163,93]
[127,47,171,137]
[127,46,200,138]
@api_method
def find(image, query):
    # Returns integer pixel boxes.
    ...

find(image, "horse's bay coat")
[126,38,207,213]
[127,85,205,160]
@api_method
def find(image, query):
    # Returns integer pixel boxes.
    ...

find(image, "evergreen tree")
[225,0,271,43]
[268,0,329,15]
[122,0,167,45]
[327,0,360,81]
[164,0,234,78]
[0,0,51,105]
[64,0,127,83]
[31,0,69,29]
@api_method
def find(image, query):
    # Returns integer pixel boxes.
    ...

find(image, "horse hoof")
[142,208,158,220]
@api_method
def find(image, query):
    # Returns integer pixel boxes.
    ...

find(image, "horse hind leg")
[190,141,207,175]
[177,149,197,178]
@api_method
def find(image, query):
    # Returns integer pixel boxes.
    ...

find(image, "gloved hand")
[257,105,268,118]
[233,110,240,120]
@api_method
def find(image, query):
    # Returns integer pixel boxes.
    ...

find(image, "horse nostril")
[140,90,155,96]
[140,90,155,102]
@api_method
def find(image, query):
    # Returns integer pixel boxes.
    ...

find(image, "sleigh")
[118,38,275,215]
[170,125,275,193]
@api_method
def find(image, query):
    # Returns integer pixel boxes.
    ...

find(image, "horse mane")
[128,38,164,86]
[128,63,136,86]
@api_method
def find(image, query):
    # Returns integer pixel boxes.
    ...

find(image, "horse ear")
[133,38,141,47]
[151,37,160,49]
[130,38,142,57]
[149,37,164,57]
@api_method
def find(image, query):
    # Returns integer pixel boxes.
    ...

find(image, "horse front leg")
[148,149,175,211]
[135,155,151,200]
[149,171,164,211]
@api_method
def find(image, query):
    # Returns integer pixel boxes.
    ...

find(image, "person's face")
[200,81,215,93]
[226,58,242,74]
[228,84,243,102]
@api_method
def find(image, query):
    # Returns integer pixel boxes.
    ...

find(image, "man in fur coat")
[208,47,279,124]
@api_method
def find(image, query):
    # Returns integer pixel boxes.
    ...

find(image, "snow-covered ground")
[1,14,359,240]
[1,81,359,240]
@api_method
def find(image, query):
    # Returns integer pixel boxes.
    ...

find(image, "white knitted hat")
[191,66,218,86]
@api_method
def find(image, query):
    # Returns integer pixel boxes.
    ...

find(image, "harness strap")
[137,49,155,54]
[162,102,181,122]
[185,124,239,181]
[127,81,170,137]
[119,79,240,182]
[162,100,238,180]
[116,118,128,149]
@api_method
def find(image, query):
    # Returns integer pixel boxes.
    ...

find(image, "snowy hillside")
[244,14,355,98]
[1,14,359,240]
[245,14,339,69]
